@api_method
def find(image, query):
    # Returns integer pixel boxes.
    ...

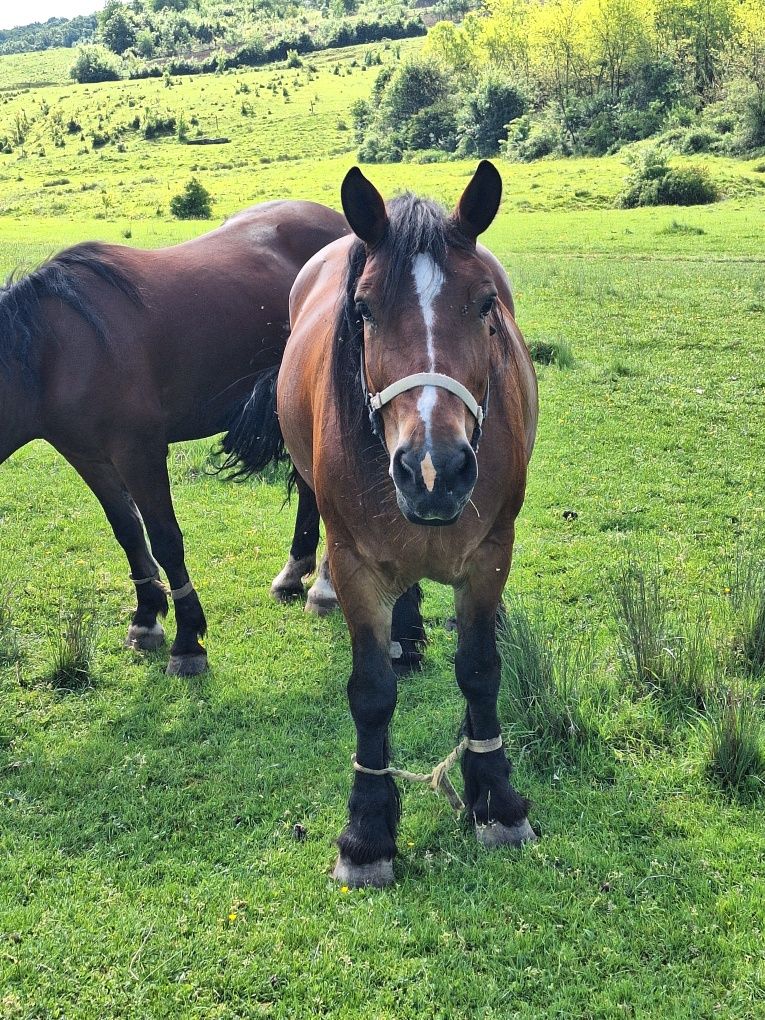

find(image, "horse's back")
[36,202,349,444]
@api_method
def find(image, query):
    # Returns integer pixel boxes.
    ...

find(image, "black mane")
[330,192,512,452]
[0,242,144,374]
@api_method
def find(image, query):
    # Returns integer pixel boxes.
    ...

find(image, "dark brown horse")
[0,200,348,674]
[226,163,539,886]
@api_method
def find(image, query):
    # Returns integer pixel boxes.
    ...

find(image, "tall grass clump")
[48,602,100,691]
[610,555,713,707]
[527,338,574,369]
[498,597,589,754]
[702,685,764,797]
[611,555,669,690]
[0,584,21,665]
[725,539,765,676]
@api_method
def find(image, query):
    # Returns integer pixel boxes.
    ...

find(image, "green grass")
[2,39,765,1020]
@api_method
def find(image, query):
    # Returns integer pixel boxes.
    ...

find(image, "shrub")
[70,45,121,84]
[658,166,719,205]
[616,147,718,207]
[503,113,560,161]
[681,127,721,154]
[458,76,526,158]
[357,132,403,163]
[170,177,212,219]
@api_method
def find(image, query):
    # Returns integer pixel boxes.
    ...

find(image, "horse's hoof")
[332,856,394,889]
[270,583,304,603]
[270,556,314,603]
[125,622,165,651]
[166,653,208,677]
[475,818,537,848]
[305,591,340,616]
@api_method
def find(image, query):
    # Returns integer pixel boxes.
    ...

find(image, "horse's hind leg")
[110,440,208,676]
[64,455,168,651]
[391,584,426,675]
[454,545,536,849]
[270,473,319,602]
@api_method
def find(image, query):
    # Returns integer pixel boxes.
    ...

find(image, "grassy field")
[1,39,765,1020]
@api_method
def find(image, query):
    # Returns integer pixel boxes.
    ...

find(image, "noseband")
[359,340,489,453]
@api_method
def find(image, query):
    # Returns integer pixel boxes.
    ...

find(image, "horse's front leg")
[64,454,168,651]
[455,540,536,848]
[330,545,399,888]
[270,471,320,602]
[111,438,208,676]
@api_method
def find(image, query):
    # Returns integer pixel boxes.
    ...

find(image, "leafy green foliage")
[617,147,719,207]
[69,44,122,84]
[169,176,212,218]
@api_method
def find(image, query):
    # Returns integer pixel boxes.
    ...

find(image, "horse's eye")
[356,300,373,322]
[480,295,496,318]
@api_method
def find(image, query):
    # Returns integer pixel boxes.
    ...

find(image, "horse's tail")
[216,366,289,481]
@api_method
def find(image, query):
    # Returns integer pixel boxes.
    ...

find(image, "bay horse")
[0,200,348,675]
[225,162,539,886]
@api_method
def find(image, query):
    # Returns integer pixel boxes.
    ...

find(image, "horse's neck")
[0,366,40,464]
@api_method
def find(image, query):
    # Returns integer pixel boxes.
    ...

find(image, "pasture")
[1,38,765,1020]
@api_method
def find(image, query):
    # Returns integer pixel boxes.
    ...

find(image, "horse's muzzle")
[391,440,477,525]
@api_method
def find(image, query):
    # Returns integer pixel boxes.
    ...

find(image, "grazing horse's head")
[340,161,504,525]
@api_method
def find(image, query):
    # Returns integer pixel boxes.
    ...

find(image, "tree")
[170,178,213,219]
[99,0,136,55]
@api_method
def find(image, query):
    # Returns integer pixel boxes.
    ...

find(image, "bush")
[616,147,718,207]
[357,132,403,163]
[170,177,213,219]
[458,76,526,157]
[681,127,720,154]
[503,113,560,161]
[70,44,121,84]
[658,166,719,205]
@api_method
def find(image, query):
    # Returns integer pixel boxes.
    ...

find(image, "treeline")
[0,14,97,55]
[66,0,425,82]
[352,0,765,162]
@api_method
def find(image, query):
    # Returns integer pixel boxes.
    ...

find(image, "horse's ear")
[341,166,388,248]
[454,160,503,242]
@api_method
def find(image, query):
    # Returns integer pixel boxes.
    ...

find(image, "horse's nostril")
[393,447,418,486]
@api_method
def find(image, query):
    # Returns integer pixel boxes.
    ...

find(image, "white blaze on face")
[411,253,444,459]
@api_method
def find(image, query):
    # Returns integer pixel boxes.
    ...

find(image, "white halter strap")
[368,371,484,427]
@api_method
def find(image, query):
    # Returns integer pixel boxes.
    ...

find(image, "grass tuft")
[659,219,705,235]
[48,603,100,691]
[610,555,713,707]
[702,685,764,797]
[611,555,670,691]
[498,596,589,753]
[527,337,574,369]
[725,539,765,676]
[0,583,21,665]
